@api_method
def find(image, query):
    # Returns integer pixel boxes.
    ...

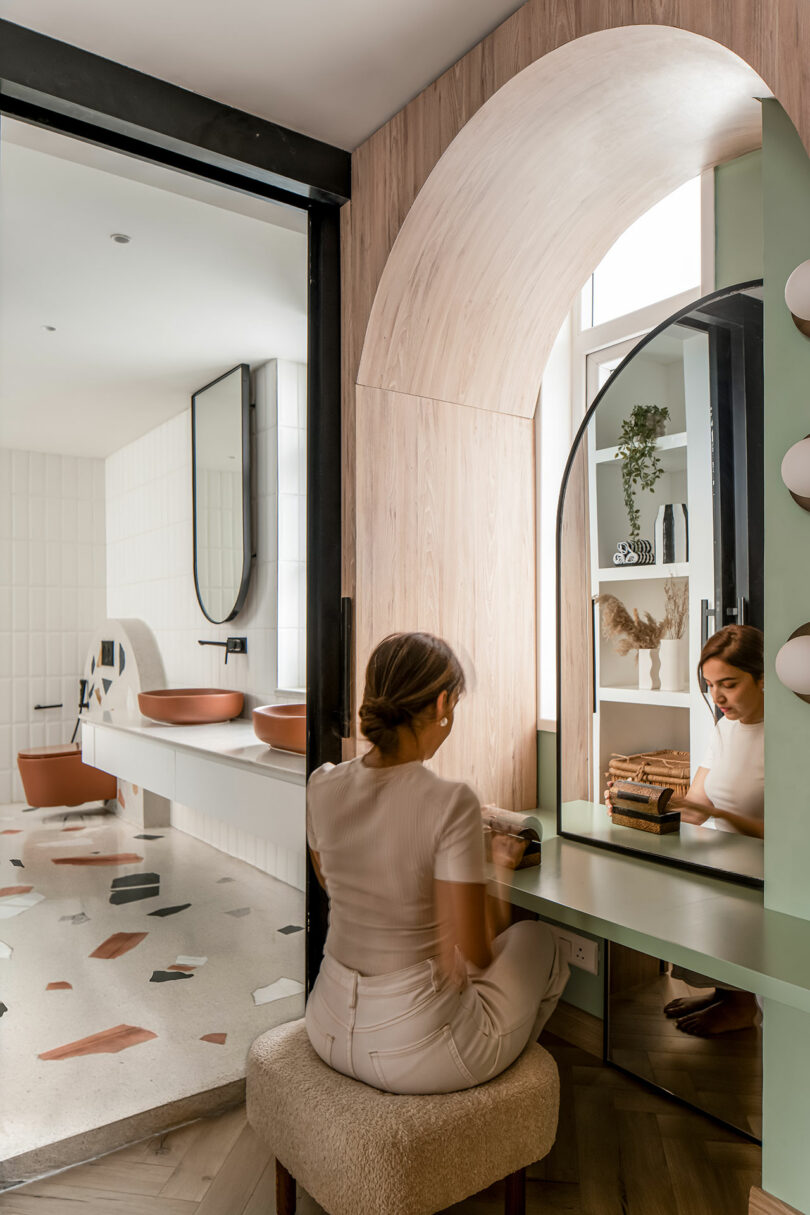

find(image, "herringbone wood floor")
[0,1035,761,1214]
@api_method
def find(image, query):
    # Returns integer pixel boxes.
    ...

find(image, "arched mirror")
[556,283,764,885]
[192,363,252,623]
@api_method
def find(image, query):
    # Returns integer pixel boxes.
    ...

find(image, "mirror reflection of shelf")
[593,431,688,464]
[596,562,689,582]
[597,686,690,709]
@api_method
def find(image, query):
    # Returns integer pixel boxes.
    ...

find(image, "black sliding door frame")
[0,19,345,991]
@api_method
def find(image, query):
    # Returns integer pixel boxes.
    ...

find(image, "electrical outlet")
[550,927,599,975]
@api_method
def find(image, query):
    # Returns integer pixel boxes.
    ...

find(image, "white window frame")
[537,169,714,728]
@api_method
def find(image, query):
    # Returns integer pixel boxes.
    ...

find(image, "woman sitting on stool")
[305,631,568,1094]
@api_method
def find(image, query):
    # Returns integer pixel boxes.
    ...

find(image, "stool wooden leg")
[504,1167,526,1215]
[275,1159,296,1215]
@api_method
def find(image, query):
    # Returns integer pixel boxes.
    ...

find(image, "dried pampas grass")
[596,593,664,656]
[662,577,689,640]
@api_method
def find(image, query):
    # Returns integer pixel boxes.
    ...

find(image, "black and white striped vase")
[655,503,689,564]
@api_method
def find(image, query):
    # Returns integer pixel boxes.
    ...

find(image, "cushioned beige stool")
[247,1018,560,1215]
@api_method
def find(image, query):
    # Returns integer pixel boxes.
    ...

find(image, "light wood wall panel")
[342,0,808,787]
[559,444,592,803]
[355,385,536,809]
[357,28,765,415]
[344,0,808,407]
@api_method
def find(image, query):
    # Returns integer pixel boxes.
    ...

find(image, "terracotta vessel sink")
[138,688,244,725]
[253,703,306,754]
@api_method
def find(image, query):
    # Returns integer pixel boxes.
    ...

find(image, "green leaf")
[615,404,670,542]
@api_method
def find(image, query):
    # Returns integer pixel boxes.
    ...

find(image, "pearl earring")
[440,716,448,727]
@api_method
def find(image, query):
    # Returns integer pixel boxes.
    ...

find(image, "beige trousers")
[305,920,568,1095]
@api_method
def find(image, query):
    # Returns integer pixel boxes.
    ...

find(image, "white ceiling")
[0,0,526,459]
[0,0,528,151]
[0,118,308,458]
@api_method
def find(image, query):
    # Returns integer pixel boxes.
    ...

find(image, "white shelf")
[598,685,690,708]
[596,562,689,582]
[594,431,687,464]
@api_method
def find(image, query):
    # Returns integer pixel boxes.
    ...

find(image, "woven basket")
[606,750,690,799]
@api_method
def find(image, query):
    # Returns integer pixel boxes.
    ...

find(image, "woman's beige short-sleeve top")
[307,757,485,976]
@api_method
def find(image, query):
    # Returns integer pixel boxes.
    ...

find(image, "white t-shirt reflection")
[702,716,764,833]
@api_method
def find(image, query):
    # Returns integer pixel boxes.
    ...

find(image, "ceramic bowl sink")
[253,703,306,753]
[138,688,244,725]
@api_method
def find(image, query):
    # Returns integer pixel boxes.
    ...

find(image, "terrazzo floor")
[0,800,305,1168]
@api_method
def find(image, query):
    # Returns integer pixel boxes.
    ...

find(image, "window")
[537,175,707,726]
[580,177,702,329]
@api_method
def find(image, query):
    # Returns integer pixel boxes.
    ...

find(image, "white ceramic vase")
[638,647,660,691]
[659,637,689,692]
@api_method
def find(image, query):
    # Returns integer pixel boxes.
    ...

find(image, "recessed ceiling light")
[110,233,131,244]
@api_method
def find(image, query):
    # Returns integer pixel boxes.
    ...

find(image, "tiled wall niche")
[106,359,305,706]
[0,448,107,803]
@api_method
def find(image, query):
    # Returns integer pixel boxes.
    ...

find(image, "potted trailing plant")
[615,404,670,542]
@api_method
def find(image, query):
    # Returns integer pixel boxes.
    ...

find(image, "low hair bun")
[359,696,403,729]
[359,632,466,755]
[358,697,401,750]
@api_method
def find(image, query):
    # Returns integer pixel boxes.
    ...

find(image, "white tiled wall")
[276,360,307,691]
[170,801,306,891]
[195,468,243,625]
[105,360,306,879]
[106,360,303,708]
[0,447,107,803]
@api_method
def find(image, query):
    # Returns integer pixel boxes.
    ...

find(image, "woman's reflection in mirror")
[682,624,765,838]
[605,625,764,839]
[606,625,764,1035]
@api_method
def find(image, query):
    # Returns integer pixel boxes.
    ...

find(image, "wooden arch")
[347,15,784,807]
[356,26,768,419]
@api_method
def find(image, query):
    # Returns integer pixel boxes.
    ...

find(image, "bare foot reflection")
[674,989,758,1036]
[663,991,717,1018]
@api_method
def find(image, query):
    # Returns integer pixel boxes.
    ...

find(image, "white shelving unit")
[592,430,687,465]
[596,562,690,583]
[597,686,691,708]
[585,325,716,801]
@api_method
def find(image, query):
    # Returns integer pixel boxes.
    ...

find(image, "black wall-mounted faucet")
[197,637,248,665]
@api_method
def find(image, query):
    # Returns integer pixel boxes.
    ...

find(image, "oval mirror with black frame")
[192,363,252,624]
[556,283,764,887]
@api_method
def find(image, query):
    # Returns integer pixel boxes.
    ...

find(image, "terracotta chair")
[247,1018,559,1215]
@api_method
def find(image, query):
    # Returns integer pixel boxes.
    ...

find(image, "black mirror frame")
[554,280,764,889]
[191,363,252,624]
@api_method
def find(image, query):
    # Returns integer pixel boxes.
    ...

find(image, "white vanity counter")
[82,716,306,784]
[82,718,306,881]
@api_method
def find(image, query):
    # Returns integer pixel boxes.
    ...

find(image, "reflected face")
[701,658,764,724]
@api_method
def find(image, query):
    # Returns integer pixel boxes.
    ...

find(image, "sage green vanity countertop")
[560,799,763,883]
[492,812,810,1014]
